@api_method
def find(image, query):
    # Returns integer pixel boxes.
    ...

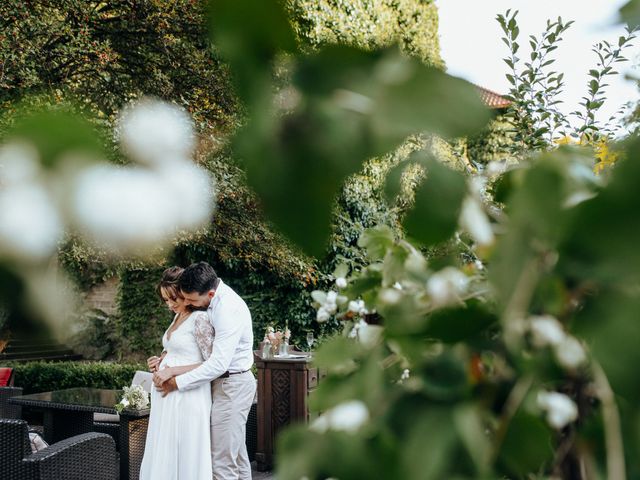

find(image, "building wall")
[83,276,119,316]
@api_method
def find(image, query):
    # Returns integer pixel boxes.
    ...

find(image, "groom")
[156,261,256,480]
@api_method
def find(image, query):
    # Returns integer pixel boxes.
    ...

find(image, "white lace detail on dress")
[194,311,214,359]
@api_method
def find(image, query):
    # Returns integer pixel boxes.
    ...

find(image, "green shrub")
[6,361,145,394]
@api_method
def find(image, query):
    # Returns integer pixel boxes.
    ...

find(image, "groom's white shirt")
[175,279,254,391]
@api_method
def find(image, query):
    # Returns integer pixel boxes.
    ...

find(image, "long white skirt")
[139,381,212,480]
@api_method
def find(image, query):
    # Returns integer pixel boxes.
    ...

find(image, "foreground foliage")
[208,0,640,478]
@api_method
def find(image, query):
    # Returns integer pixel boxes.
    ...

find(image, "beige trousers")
[211,371,257,480]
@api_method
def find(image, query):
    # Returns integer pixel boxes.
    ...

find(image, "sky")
[437,0,639,131]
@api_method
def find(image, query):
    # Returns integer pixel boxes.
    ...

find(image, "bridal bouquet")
[115,385,150,413]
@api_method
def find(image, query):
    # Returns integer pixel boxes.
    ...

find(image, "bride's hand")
[147,356,162,373]
[153,366,174,386]
[147,352,167,373]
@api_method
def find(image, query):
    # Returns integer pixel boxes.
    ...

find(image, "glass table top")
[10,387,149,416]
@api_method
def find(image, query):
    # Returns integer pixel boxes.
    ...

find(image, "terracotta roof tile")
[474,85,512,110]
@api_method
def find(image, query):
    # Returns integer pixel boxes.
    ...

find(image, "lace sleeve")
[194,312,215,360]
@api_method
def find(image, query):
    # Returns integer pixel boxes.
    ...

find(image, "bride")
[139,266,214,480]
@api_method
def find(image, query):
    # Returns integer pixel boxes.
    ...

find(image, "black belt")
[220,369,249,378]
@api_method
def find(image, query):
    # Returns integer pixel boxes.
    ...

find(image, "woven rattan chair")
[0,386,23,419]
[0,418,118,480]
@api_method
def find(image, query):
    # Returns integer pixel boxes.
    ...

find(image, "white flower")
[118,98,195,167]
[555,336,587,370]
[530,315,566,348]
[356,321,382,348]
[310,400,369,434]
[401,369,410,380]
[459,196,495,247]
[72,166,174,250]
[0,184,63,260]
[474,260,484,270]
[335,277,347,289]
[0,142,40,186]
[156,161,215,230]
[426,267,468,307]
[120,398,130,407]
[379,288,402,305]
[537,391,578,429]
[326,291,338,303]
[316,307,331,323]
[348,299,367,315]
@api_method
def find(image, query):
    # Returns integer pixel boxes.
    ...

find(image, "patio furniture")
[93,371,153,450]
[254,350,322,471]
[247,401,257,462]
[0,418,118,480]
[0,386,23,419]
[0,367,14,386]
[9,388,149,480]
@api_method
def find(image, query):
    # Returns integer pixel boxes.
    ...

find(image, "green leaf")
[420,351,470,402]
[498,411,554,476]
[619,0,640,29]
[454,404,491,475]
[358,225,396,260]
[236,46,489,256]
[403,155,467,246]
[9,110,103,169]
[312,336,361,370]
[424,300,498,344]
[333,264,349,280]
[402,408,459,480]
[207,0,297,101]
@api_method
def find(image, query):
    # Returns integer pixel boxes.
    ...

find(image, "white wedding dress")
[140,310,214,480]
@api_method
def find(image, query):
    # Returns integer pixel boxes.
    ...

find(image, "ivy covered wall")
[288,0,443,67]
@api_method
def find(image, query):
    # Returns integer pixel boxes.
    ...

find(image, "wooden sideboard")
[254,351,322,471]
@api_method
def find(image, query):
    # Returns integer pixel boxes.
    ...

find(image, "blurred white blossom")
[401,369,410,380]
[72,166,174,250]
[427,267,468,307]
[379,288,402,305]
[530,315,566,348]
[156,161,215,229]
[335,277,347,289]
[459,196,494,247]
[358,323,382,348]
[316,307,331,323]
[310,400,369,434]
[0,184,63,260]
[348,299,367,315]
[0,142,40,186]
[118,98,195,166]
[537,391,578,429]
[555,336,588,370]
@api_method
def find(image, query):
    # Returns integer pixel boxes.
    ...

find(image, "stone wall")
[83,276,119,316]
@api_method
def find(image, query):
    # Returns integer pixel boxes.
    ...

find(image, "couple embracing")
[139,262,256,480]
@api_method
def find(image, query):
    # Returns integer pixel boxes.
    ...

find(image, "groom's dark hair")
[179,262,219,294]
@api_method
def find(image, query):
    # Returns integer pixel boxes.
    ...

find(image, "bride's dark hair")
[157,266,185,302]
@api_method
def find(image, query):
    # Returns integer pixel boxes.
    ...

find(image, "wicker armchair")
[0,419,119,480]
[0,386,23,419]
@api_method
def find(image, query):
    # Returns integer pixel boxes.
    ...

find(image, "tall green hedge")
[7,361,144,394]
